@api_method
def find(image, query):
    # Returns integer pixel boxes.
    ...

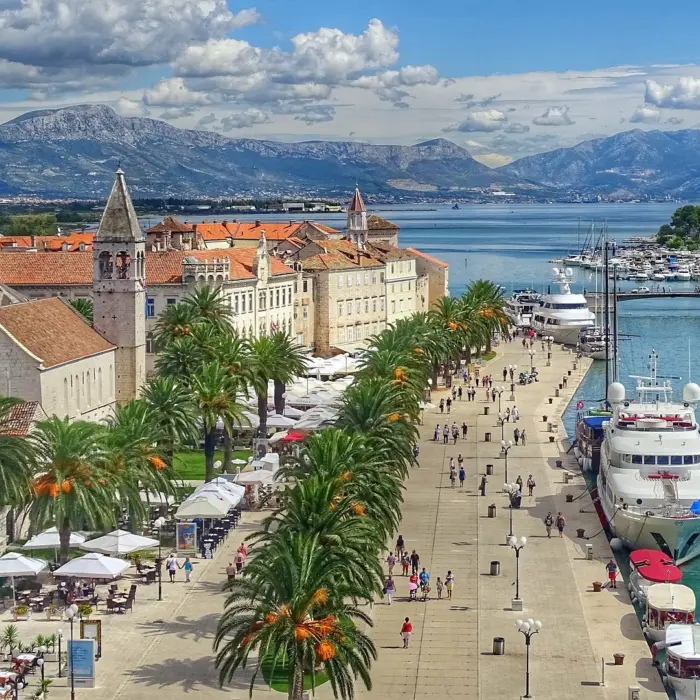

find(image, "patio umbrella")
[266,413,297,428]
[233,470,275,485]
[53,553,130,580]
[193,484,243,506]
[0,552,47,605]
[231,458,248,466]
[23,527,86,550]
[280,431,307,442]
[80,529,159,556]
[139,490,174,506]
[175,495,231,519]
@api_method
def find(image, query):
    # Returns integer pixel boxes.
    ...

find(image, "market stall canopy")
[193,483,244,505]
[53,552,130,580]
[233,470,275,485]
[80,529,159,556]
[23,527,85,550]
[176,494,231,519]
[0,552,47,577]
[266,413,298,428]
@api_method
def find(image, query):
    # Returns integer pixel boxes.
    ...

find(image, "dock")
[357,340,666,700]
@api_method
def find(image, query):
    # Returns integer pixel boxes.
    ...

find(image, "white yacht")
[530,267,595,345]
[578,327,607,361]
[504,289,541,328]
[676,266,692,282]
[597,353,700,564]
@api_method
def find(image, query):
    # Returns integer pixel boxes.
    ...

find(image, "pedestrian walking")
[446,397,452,413]
[527,474,536,497]
[226,561,237,581]
[512,406,520,421]
[445,570,455,599]
[384,575,395,604]
[235,547,246,573]
[401,551,410,576]
[479,475,487,496]
[166,553,178,583]
[449,466,456,488]
[410,550,420,575]
[436,577,443,600]
[458,386,463,400]
[458,465,466,488]
[434,424,440,441]
[485,386,490,402]
[452,386,457,401]
[449,456,455,471]
[439,398,445,414]
[462,422,468,438]
[489,376,494,388]
[491,388,496,402]
[401,618,413,648]
[463,369,468,383]
[443,425,449,444]
[605,559,618,589]
[396,534,405,558]
[503,367,508,381]
[516,474,523,491]
[183,556,193,583]
[514,427,520,445]
[452,426,458,445]
[509,367,514,381]
[457,453,464,469]
[521,429,527,446]
[544,512,554,538]
[386,552,396,575]
[555,512,566,538]
[505,407,511,422]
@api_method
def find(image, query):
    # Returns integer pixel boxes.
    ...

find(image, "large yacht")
[504,289,541,327]
[597,353,700,564]
[530,267,595,344]
[578,327,608,361]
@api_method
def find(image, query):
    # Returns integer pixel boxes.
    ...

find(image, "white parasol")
[53,552,130,580]
[175,495,232,519]
[23,527,85,550]
[0,552,47,605]
[80,529,159,556]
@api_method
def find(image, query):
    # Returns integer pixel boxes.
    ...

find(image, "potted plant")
[0,624,20,660]
[12,605,30,621]
[45,603,60,621]
[44,634,57,662]
[77,603,93,620]
[34,679,52,700]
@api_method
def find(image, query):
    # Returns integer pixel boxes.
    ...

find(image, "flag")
[576,400,584,410]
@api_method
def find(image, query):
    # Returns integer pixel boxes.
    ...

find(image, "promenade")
[14,340,666,700]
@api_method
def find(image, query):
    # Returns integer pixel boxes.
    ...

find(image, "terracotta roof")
[366,241,414,261]
[406,247,449,268]
[301,240,384,271]
[0,249,295,287]
[0,297,114,368]
[0,236,32,248]
[367,214,399,230]
[0,233,94,252]
[348,187,366,213]
[0,401,47,436]
[194,222,233,241]
[146,216,194,234]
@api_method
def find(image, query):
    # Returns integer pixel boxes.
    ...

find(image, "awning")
[176,495,232,519]
[80,529,159,556]
[53,552,130,579]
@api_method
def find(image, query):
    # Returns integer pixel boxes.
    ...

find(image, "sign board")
[68,639,96,688]
[80,619,102,658]
[176,521,197,554]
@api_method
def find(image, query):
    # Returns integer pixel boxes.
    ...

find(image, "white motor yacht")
[504,289,541,328]
[676,266,692,281]
[530,267,595,345]
[597,353,700,564]
[578,327,608,361]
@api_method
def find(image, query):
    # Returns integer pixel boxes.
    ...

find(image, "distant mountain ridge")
[0,104,521,198]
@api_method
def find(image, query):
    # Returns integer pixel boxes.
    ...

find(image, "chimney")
[255,220,261,227]
[30,235,36,248]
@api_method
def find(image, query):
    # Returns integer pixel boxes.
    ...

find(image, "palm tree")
[152,302,198,350]
[68,298,93,324]
[463,280,509,353]
[0,397,34,506]
[181,285,233,335]
[154,335,210,383]
[189,363,247,482]
[269,333,308,414]
[141,376,199,464]
[215,533,376,700]
[28,418,115,561]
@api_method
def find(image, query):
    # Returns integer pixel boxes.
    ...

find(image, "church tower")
[346,186,368,249]
[92,169,146,404]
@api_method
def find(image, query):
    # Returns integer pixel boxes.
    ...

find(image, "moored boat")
[660,625,700,699]
[642,583,695,642]
[628,549,682,606]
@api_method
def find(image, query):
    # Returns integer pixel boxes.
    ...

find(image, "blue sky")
[0,0,700,163]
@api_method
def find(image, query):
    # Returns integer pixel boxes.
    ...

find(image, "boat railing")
[618,501,699,518]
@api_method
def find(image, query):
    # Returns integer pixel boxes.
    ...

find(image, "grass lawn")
[260,657,328,693]
[173,448,253,480]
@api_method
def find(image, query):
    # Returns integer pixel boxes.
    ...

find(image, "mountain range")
[0,104,699,199]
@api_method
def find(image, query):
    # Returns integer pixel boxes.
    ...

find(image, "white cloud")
[143,78,212,107]
[447,109,508,132]
[196,112,217,127]
[666,116,684,125]
[629,106,660,123]
[220,108,270,130]
[114,96,149,117]
[472,152,513,167]
[505,122,529,133]
[532,105,574,126]
[159,106,197,120]
[645,76,700,109]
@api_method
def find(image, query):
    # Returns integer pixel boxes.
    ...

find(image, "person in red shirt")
[401,618,413,648]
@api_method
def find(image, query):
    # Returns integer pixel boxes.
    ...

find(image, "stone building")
[367,215,400,246]
[407,248,450,306]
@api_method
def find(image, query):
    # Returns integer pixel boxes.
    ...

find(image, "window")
[347,326,354,342]
[347,275,353,287]
[380,272,385,283]
[364,298,369,313]
[380,297,385,312]
[339,327,346,342]
[347,301,352,316]
[294,307,298,319]
[166,297,177,306]
[391,300,396,314]
[364,272,369,285]
[281,288,286,306]
[643,455,655,465]
[302,307,308,319]
[248,293,253,310]
[399,299,404,311]
[391,283,395,294]
[146,297,155,318]
[338,301,344,317]
[372,298,377,312]
[685,455,695,465]
[234,295,239,314]
[372,273,377,285]
[241,295,246,313]
[338,276,343,288]
[97,368,102,404]
[355,299,361,314]
[294,281,298,293]
[276,289,280,307]
[303,280,308,293]
[657,455,669,465]
[146,334,156,354]
[356,273,361,285]
[270,290,273,308]
[672,455,683,465]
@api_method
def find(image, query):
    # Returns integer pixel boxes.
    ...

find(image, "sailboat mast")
[604,240,610,400]
[613,260,619,383]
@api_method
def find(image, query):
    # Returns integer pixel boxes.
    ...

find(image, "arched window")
[86,370,92,407]
[98,251,113,279]
[109,364,114,399]
[63,378,69,414]
[98,367,103,404]
[115,251,131,279]
[75,374,81,410]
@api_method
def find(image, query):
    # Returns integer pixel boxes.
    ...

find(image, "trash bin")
[490,561,500,576]
[485,432,491,442]
[548,397,553,404]
[486,464,494,475]
[576,527,585,538]
[566,494,574,503]
[488,503,497,518]
[592,581,603,592]
[559,383,564,390]
[614,653,625,666]
[568,370,572,376]
[542,415,548,422]
[484,406,490,416]
[493,637,505,655]
[549,435,555,443]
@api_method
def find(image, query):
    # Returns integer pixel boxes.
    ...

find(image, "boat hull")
[532,323,593,345]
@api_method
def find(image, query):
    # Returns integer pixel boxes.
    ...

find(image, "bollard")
[542,415,548,422]
[490,561,500,576]
[559,383,564,390]
[486,464,494,475]
[568,370,572,376]
[555,388,560,397]
[586,544,593,560]
[492,637,505,655]
[485,432,492,442]
[487,503,497,518]
[549,435,555,443]
[556,459,563,469]
[566,494,574,503]
[484,406,490,416]
[548,397,553,404]
[576,527,585,538]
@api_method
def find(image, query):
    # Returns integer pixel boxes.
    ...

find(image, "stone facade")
[407,248,450,308]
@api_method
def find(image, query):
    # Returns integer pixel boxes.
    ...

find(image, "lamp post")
[509,536,527,610]
[516,618,542,699]
[528,349,535,373]
[495,386,504,412]
[427,377,433,401]
[57,629,63,678]
[497,412,505,441]
[546,336,553,367]
[504,483,518,539]
[501,440,513,483]
[65,603,78,700]
[509,365,517,400]
[154,516,166,602]
[37,645,47,683]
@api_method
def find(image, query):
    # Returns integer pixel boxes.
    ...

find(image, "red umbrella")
[280,431,306,442]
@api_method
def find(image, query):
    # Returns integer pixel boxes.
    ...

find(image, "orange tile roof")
[406,247,449,268]
[366,241,413,260]
[146,216,194,234]
[0,233,94,252]
[367,214,399,230]
[0,401,47,436]
[301,240,384,271]
[0,297,114,368]
[193,222,233,241]
[0,249,295,287]
[0,236,32,248]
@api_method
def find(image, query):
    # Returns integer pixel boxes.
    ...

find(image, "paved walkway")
[20,340,665,700]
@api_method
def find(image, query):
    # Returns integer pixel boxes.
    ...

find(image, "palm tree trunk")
[273,379,285,414]
[257,392,268,439]
[58,517,72,564]
[222,433,233,473]
[204,429,216,483]
[431,362,439,389]
[486,334,493,353]
[289,663,304,700]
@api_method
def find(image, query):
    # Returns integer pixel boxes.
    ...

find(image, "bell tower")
[92,168,146,404]
[346,186,368,249]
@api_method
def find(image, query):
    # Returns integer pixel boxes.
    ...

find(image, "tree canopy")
[657,205,700,245]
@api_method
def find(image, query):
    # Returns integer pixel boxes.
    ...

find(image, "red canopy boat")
[629,549,682,584]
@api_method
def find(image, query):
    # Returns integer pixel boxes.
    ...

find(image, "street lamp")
[154,516,166,602]
[504,482,518,539]
[65,603,79,700]
[516,618,543,699]
[501,440,513,483]
[426,377,433,401]
[57,629,63,678]
[495,386,504,412]
[509,536,527,610]
[497,412,505,441]
[37,645,47,683]
[510,365,517,400]
[528,349,535,373]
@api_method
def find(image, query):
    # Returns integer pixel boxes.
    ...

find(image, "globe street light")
[37,645,47,682]
[497,412,505,441]
[504,482,519,540]
[154,516,167,602]
[509,536,527,611]
[501,440,513,483]
[528,349,536,373]
[65,603,79,700]
[495,386,504,412]
[516,618,543,699]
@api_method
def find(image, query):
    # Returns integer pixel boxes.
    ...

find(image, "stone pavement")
[13,340,666,700]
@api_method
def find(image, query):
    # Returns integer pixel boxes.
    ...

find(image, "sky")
[2,0,700,164]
